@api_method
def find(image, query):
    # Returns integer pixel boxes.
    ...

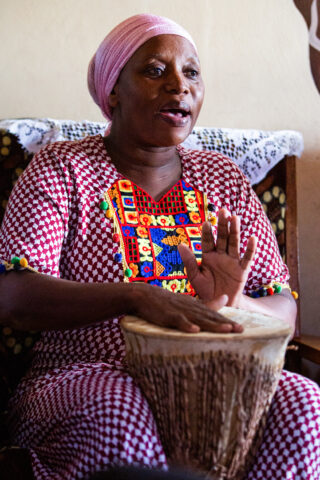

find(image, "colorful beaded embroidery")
[101,179,215,295]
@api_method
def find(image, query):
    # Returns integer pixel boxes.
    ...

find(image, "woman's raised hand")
[131,282,243,334]
[178,208,257,306]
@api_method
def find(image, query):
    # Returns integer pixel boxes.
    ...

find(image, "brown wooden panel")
[254,156,300,336]
[292,335,320,364]
[285,156,300,336]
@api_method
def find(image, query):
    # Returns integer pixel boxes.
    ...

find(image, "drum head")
[121,306,292,340]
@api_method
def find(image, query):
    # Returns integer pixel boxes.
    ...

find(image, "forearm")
[237,290,297,332]
[0,271,245,335]
[0,271,137,331]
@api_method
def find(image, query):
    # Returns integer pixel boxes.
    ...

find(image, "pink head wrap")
[87,14,197,121]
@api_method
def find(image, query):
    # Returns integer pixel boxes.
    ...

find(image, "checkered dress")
[0,135,319,479]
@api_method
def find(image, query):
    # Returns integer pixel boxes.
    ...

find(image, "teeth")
[164,110,186,117]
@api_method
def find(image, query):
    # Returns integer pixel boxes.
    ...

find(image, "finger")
[205,294,228,311]
[201,221,215,254]
[228,215,240,258]
[185,300,241,329]
[204,299,243,333]
[240,236,257,270]
[192,317,235,333]
[178,243,199,282]
[168,312,201,333]
[216,208,230,253]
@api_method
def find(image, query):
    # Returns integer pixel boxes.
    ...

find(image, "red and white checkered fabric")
[1,136,319,479]
[247,370,320,480]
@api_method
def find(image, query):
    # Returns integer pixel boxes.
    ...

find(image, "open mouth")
[157,103,192,126]
[159,107,191,118]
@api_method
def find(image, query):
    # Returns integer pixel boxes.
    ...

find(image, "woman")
[0,13,319,480]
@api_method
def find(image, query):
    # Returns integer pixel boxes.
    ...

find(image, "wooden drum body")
[121,307,292,480]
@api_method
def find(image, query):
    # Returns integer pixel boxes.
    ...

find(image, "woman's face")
[109,34,205,147]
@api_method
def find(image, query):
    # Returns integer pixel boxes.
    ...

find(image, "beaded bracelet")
[250,281,298,300]
[0,257,38,274]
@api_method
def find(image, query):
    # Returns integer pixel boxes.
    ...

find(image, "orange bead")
[19,258,28,268]
[210,216,217,226]
[291,291,299,300]
[105,210,113,219]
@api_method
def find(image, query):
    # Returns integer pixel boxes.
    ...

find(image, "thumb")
[205,294,229,311]
[178,243,199,282]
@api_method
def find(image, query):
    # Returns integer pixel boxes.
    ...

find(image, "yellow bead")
[24,336,33,347]
[2,327,12,336]
[6,337,16,348]
[263,191,272,203]
[2,135,11,146]
[15,167,24,177]
[291,291,299,300]
[0,146,9,156]
[105,210,113,219]
[210,216,217,226]
[13,343,22,355]
[20,258,28,268]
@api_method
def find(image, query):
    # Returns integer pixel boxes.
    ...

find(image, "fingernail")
[190,324,200,333]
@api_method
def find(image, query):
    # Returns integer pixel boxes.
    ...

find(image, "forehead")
[127,34,200,65]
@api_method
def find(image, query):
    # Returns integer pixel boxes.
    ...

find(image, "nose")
[164,69,189,95]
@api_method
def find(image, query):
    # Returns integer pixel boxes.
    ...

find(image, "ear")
[108,83,119,108]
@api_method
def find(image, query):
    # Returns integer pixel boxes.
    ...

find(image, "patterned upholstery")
[0,120,299,449]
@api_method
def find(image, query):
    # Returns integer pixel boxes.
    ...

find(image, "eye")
[144,65,165,78]
[185,68,200,79]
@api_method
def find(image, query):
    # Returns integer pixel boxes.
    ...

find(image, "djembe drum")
[121,307,292,480]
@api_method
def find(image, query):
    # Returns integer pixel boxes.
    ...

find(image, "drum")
[121,307,292,480]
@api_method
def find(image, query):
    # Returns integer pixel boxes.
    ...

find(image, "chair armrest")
[292,335,320,364]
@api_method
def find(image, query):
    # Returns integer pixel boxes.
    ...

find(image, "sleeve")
[0,144,70,278]
[235,172,290,295]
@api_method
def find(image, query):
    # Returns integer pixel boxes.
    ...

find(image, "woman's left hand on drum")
[130,282,243,333]
[178,208,257,307]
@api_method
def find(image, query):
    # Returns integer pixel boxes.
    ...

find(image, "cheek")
[193,84,205,113]
[119,78,158,108]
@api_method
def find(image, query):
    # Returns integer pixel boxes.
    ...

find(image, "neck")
[104,131,182,201]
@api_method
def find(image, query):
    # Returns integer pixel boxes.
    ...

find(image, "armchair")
[0,118,315,478]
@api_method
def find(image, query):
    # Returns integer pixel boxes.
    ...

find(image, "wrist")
[235,293,251,310]
[226,292,247,309]
[123,282,151,316]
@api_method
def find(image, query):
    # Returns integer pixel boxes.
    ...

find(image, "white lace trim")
[0,118,303,185]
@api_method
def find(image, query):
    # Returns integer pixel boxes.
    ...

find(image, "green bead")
[124,268,133,278]
[99,200,108,211]
[274,284,282,293]
[11,256,20,265]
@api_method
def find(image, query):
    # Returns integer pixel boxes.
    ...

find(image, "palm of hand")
[178,209,257,306]
[191,249,251,303]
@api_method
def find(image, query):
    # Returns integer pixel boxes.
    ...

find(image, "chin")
[151,126,193,147]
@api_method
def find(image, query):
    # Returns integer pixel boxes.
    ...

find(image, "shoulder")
[179,146,246,174]
[23,135,113,183]
[33,134,102,165]
[178,145,250,188]
[14,135,113,199]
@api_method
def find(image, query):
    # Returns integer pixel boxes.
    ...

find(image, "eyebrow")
[141,53,200,64]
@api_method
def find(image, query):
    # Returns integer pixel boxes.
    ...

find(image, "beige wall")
[1,0,320,373]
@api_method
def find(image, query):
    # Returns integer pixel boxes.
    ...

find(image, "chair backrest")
[253,155,300,335]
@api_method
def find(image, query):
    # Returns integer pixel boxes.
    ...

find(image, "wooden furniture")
[254,156,300,327]
[255,155,320,377]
